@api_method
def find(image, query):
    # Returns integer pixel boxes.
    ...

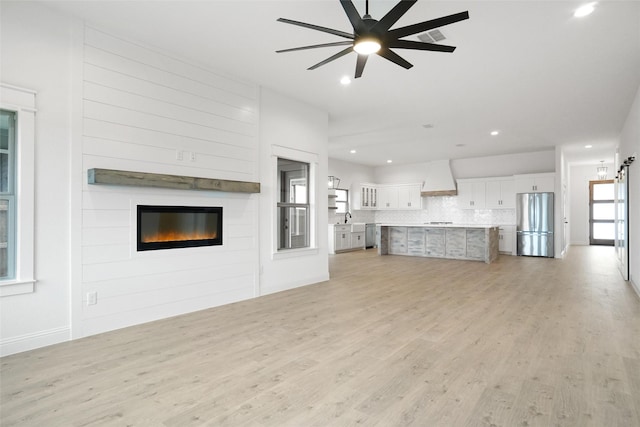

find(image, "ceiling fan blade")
[355,54,368,78]
[377,48,413,69]
[387,11,469,39]
[277,41,354,54]
[340,0,366,33]
[374,0,417,32]
[388,39,456,53]
[308,46,354,70]
[277,18,354,39]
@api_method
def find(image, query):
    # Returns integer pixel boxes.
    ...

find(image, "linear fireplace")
[137,205,222,251]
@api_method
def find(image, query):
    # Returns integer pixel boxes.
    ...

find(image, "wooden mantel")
[87,168,260,193]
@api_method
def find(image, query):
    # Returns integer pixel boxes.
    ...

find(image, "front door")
[589,179,615,246]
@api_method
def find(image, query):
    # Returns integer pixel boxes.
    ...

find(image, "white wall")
[327,157,375,224]
[451,151,555,179]
[78,26,261,337]
[0,2,330,356]
[373,150,555,183]
[0,2,74,355]
[618,85,640,294]
[259,88,330,296]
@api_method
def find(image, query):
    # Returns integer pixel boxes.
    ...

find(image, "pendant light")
[597,161,607,180]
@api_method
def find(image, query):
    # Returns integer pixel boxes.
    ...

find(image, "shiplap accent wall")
[80,26,260,336]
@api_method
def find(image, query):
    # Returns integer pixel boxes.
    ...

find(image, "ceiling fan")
[276,0,469,78]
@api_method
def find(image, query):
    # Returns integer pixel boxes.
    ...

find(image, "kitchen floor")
[1,246,638,426]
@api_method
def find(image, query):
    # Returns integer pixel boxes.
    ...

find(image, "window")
[335,188,348,214]
[277,158,310,250]
[1,83,36,297]
[0,110,16,279]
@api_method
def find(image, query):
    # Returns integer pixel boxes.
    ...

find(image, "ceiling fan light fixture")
[574,3,596,18]
[353,38,381,55]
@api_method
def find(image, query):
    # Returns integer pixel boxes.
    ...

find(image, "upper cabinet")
[457,179,486,209]
[514,173,555,193]
[351,183,421,210]
[485,178,515,209]
[378,185,399,209]
[397,184,422,209]
[351,183,378,210]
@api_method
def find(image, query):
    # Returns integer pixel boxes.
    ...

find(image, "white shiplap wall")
[80,26,260,337]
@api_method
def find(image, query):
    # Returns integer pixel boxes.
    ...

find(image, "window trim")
[271,145,318,259]
[0,83,36,297]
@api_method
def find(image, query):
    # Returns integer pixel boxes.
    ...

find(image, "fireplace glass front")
[137,205,222,251]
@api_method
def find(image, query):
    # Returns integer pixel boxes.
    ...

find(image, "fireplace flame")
[142,231,218,243]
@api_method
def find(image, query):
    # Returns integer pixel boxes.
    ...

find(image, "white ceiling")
[46,0,640,167]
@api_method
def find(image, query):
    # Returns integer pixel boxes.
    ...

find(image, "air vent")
[417,29,446,43]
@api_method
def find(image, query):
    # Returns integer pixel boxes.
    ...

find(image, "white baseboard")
[260,273,330,296]
[630,276,640,299]
[0,326,70,357]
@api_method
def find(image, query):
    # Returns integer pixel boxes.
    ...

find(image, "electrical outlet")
[189,151,196,162]
[87,291,97,306]
[176,150,184,161]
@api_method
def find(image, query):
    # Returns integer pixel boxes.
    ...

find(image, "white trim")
[0,83,36,297]
[272,247,319,260]
[271,145,319,257]
[0,83,37,96]
[260,272,330,296]
[69,20,85,339]
[0,279,36,297]
[630,276,640,299]
[0,326,70,357]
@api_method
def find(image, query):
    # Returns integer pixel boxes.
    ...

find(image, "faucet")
[344,212,352,224]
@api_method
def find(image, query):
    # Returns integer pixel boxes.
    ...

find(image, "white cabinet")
[353,182,421,210]
[378,185,399,209]
[485,178,515,209]
[514,173,555,193]
[329,224,351,254]
[498,225,514,254]
[457,180,486,209]
[351,232,365,249]
[351,183,378,210]
[397,184,422,209]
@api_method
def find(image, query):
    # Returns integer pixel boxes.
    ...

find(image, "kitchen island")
[377,224,499,264]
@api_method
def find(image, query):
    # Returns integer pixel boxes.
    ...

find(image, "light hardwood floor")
[1,246,639,426]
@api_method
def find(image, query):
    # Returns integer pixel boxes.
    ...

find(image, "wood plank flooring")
[1,246,639,426]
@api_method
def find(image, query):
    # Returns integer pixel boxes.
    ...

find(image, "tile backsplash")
[332,196,515,225]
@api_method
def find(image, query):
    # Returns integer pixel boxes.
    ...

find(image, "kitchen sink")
[350,223,366,233]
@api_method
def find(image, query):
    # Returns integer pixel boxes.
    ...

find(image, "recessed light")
[490,130,499,136]
[422,124,434,129]
[340,76,351,85]
[574,3,596,17]
[386,159,393,164]
[585,145,593,148]
[456,144,466,147]
[350,149,356,154]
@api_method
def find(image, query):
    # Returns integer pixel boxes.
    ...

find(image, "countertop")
[377,223,502,229]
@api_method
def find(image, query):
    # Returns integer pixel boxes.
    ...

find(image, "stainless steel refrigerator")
[516,192,554,257]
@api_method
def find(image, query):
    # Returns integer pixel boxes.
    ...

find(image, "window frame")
[0,83,36,297]
[277,159,310,250]
[334,188,349,214]
[271,145,318,259]
[0,109,17,280]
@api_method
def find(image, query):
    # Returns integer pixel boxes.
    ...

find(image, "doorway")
[589,179,614,246]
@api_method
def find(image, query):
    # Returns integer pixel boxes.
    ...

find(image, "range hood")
[421,159,457,196]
